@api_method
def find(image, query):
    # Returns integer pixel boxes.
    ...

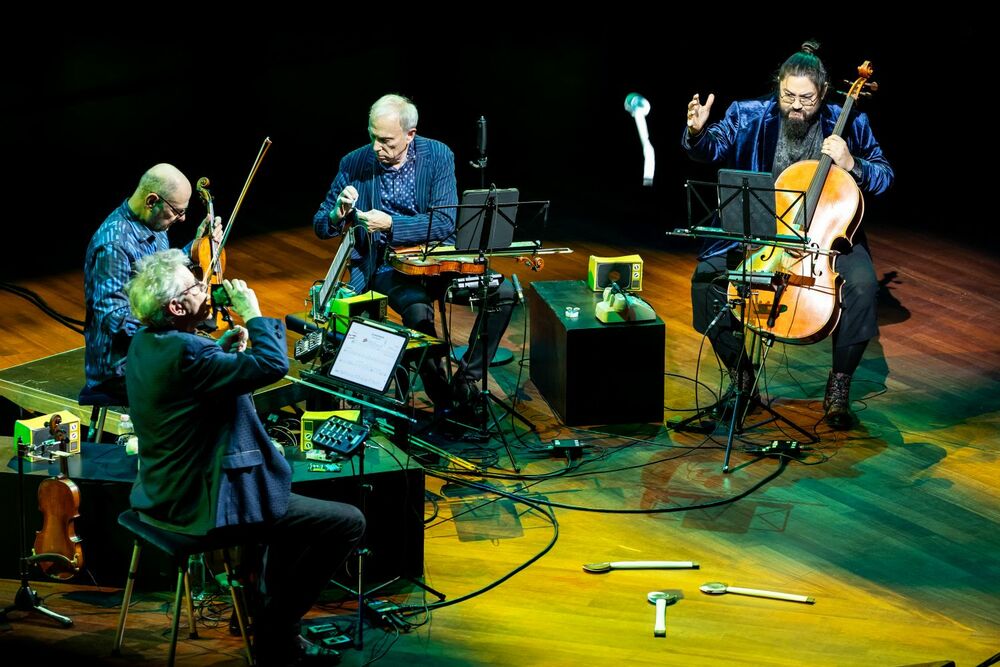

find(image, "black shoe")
[711,366,761,422]
[228,609,252,636]
[451,379,486,426]
[823,371,855,430]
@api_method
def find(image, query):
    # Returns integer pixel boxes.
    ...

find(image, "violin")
[193,137,273,330]
[389,250,486,276]
[389,241,570,276]
[32,415,83,580]
[194,177,230,329]
[727,61,877,344]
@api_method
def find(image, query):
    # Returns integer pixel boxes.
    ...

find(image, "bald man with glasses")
[81,163,221,405]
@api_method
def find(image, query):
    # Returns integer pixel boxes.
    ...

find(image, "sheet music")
[329,321,408,393]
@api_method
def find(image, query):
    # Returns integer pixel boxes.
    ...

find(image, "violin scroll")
[515,255,545,271]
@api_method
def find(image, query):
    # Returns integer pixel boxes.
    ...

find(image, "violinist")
[124,249,364,665]
[682,42,894,429]
[82,163,222,405]
[313,94,516,423]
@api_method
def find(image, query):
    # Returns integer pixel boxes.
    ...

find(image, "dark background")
[2,18,989,281]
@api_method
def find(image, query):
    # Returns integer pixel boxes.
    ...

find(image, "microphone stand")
[470,116,487,188]
[460,115,514,370]
[670,178,819,472]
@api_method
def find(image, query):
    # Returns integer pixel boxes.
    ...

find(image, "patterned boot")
[823,371,854,430]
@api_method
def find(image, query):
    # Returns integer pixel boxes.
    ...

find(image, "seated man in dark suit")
[125,248,364,665]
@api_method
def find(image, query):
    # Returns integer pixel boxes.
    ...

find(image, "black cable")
[395,478,559,614]
[435,455,788,515]
[0,282,85,334]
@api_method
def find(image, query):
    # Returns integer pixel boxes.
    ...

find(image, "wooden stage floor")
[0,225,997,666]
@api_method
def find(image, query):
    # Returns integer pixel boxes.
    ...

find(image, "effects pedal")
[746,440,805,458]
[294,329,325,362]
[311,415,370,456]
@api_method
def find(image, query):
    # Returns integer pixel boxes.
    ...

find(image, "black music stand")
[299,319,445,649]
[430,187,537,471]
[0,438,73,627]
[671,174,819,472]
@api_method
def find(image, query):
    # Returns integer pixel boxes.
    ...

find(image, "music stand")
[443,189,517,368]
[670,174,819,472]
[431,187,537,471]
[298,318,445,649]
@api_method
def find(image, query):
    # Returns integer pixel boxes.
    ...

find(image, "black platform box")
[528,280,664,426]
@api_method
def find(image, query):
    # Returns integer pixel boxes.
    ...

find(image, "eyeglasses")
[173,281,206,300]
[154,193,187,219]
[779,91,819,107]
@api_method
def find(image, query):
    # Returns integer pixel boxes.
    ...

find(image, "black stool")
[112,510,254,666]
[78,386,124,443]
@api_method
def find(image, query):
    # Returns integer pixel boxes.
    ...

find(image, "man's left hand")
[822,135,855,172]
[217,325,248,353]
[195,216,224,244]
[357,209,392,233]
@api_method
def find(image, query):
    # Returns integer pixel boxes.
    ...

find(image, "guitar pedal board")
[311,415,370,457]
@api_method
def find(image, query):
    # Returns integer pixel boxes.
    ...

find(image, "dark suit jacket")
[126,317,291,535]
[312,135,458,293]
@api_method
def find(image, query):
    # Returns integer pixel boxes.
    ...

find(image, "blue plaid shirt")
[82,200,188,397]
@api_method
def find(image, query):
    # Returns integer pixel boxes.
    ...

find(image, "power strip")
[548,439,585,459]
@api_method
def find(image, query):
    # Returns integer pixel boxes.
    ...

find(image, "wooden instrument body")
[729,161,863,343]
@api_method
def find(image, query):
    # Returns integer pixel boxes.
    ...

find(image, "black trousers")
[371,268,516,403]
[212,492,365,654]
[691,242,878,369]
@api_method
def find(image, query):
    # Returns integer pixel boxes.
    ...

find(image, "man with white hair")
[125,248,363,666]
[314,94,516,423]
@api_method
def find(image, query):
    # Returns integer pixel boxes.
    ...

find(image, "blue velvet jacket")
[313,135,458,293]
[682,98,893,194]
[682,97,893,257]
[127,317,291,536]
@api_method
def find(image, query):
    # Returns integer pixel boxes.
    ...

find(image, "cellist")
[82,164,221,405]
[682,41,894,429]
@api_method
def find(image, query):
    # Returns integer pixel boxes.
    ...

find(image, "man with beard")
[682,41,893,429]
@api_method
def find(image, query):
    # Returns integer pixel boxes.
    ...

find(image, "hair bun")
[801,40,821,55]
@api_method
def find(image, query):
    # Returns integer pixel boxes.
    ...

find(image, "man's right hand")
[686,93,715,136]
[333,185,359,223]
[223,278,263,322]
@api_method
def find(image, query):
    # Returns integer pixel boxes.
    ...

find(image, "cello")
[727,61,877,344]
[31,415,83,580]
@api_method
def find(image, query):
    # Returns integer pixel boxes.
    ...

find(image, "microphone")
[511,273,524,304]
[624,93,655,186]
[476,116,487,157]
